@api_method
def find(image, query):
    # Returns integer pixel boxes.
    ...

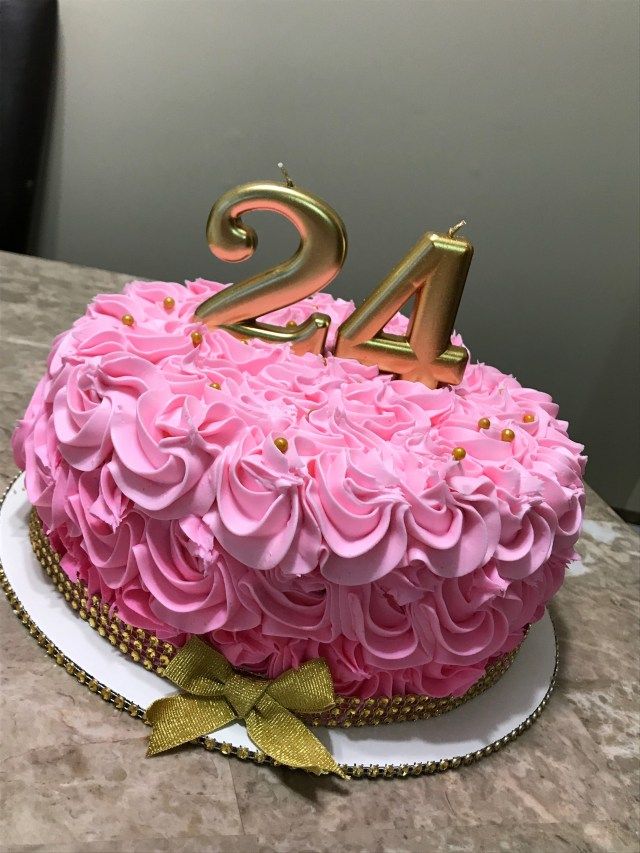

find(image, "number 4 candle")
[334,221,473,388]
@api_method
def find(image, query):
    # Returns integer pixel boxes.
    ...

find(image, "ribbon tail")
[247,695,347,779]
[146,694,235,757]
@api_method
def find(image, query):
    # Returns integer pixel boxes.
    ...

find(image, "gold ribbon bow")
[145,638,346,778]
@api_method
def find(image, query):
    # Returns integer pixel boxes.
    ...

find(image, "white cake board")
[0,474,557,776]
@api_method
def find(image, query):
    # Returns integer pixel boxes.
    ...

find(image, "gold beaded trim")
[27,507,525,726]
[0,474,558,780]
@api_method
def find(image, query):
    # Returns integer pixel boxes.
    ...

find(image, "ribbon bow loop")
[162,636,232,696]
[268,658,336,715]
[145,638,346,779]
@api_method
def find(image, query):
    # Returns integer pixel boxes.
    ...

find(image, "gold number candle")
[194,172,348,356]
[334,222,473,387]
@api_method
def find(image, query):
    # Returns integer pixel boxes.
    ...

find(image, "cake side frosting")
[12,279,586,699]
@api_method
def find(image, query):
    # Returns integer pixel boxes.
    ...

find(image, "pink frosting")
[12,279,586,698]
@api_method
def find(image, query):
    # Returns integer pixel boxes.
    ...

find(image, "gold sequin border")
[0,474,558,780]
[27,506,524,727]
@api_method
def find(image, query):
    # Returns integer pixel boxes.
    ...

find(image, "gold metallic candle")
[195,168,348,356]
[334,222,473,388]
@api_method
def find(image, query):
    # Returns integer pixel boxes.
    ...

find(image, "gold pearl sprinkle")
[478,417,491,430]
[452,447,466,461]
[501,428,516,442]
[274,436,289,454]
[285,320,297,329]
[522,413,535,423]
[209,381,221,390]
[163,296,175,311]
[121,314,134,327]
[191,331,203,347]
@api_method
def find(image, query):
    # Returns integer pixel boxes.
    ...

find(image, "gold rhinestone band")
[27,507,524,726]
[0,474,558,779]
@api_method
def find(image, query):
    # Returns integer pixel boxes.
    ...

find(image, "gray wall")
[34,0,640,513]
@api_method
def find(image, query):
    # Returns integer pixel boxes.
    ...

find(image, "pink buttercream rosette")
[12,279,586,699]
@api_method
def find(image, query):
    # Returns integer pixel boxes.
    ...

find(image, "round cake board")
[1,474,558,775]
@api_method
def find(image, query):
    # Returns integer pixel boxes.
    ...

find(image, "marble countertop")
[0,251,638,853]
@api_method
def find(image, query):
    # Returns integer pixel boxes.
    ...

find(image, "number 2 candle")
[194,167,348,356]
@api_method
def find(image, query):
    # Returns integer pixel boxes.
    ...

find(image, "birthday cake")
[12,278,586,717]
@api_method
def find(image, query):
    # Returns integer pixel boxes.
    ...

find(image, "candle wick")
[277,162,295,188]
[448,220,467,238]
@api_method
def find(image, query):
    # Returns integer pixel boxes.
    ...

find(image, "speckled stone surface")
[1,251,638,853]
